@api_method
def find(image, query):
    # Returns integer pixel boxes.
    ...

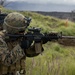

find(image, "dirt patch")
[58,39,75,46]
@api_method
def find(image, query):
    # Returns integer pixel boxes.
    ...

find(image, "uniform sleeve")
[25,44,44,57]
[0,36,25,66]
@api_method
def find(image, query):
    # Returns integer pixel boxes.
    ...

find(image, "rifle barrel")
[61,36,75,39]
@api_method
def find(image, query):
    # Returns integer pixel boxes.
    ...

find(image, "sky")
[5,0,75,12]
[7,0,75,5]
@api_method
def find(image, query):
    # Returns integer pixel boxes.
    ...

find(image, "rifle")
[5,27,75,43]
[0,14,75,43]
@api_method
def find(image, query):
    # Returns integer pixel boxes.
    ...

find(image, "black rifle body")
[5,28,75,42]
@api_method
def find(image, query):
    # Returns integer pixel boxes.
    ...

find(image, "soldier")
[0,12,43,75]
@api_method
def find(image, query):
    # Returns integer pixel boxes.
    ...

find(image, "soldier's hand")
[20,39,33,49]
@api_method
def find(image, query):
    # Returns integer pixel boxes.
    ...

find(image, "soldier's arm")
[25,43,44,57]
[0,36,25,66]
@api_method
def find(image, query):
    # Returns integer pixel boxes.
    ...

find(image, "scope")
[28,27,41,32]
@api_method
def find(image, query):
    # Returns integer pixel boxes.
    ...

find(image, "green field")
[1,6,75,75]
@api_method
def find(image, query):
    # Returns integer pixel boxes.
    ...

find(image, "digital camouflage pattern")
[0,37,25,66]
[6,38,26,75]
[3,12,27,34]
[0,31,25,75]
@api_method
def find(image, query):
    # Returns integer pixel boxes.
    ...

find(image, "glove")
[25,45,44,57]
[42,33,49,44]
[20,38,33,49]
[43,40,48,44]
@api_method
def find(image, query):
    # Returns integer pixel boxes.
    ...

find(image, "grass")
[26,43,75,75]
[1,6,75,75]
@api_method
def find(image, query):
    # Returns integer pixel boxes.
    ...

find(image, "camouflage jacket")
[0,32,25,66]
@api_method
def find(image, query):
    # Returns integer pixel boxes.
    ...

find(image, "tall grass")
[26,43,75,75]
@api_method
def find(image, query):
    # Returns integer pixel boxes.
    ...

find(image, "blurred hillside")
[1,6,75,35]
[1,6,75,75]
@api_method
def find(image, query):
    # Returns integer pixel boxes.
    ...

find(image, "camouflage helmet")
[3,12,27,34]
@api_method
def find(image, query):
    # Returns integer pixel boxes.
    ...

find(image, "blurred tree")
[0,0,12,7]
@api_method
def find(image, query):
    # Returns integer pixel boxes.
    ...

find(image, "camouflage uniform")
[0,12,43,75]
[0,31,25,75]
